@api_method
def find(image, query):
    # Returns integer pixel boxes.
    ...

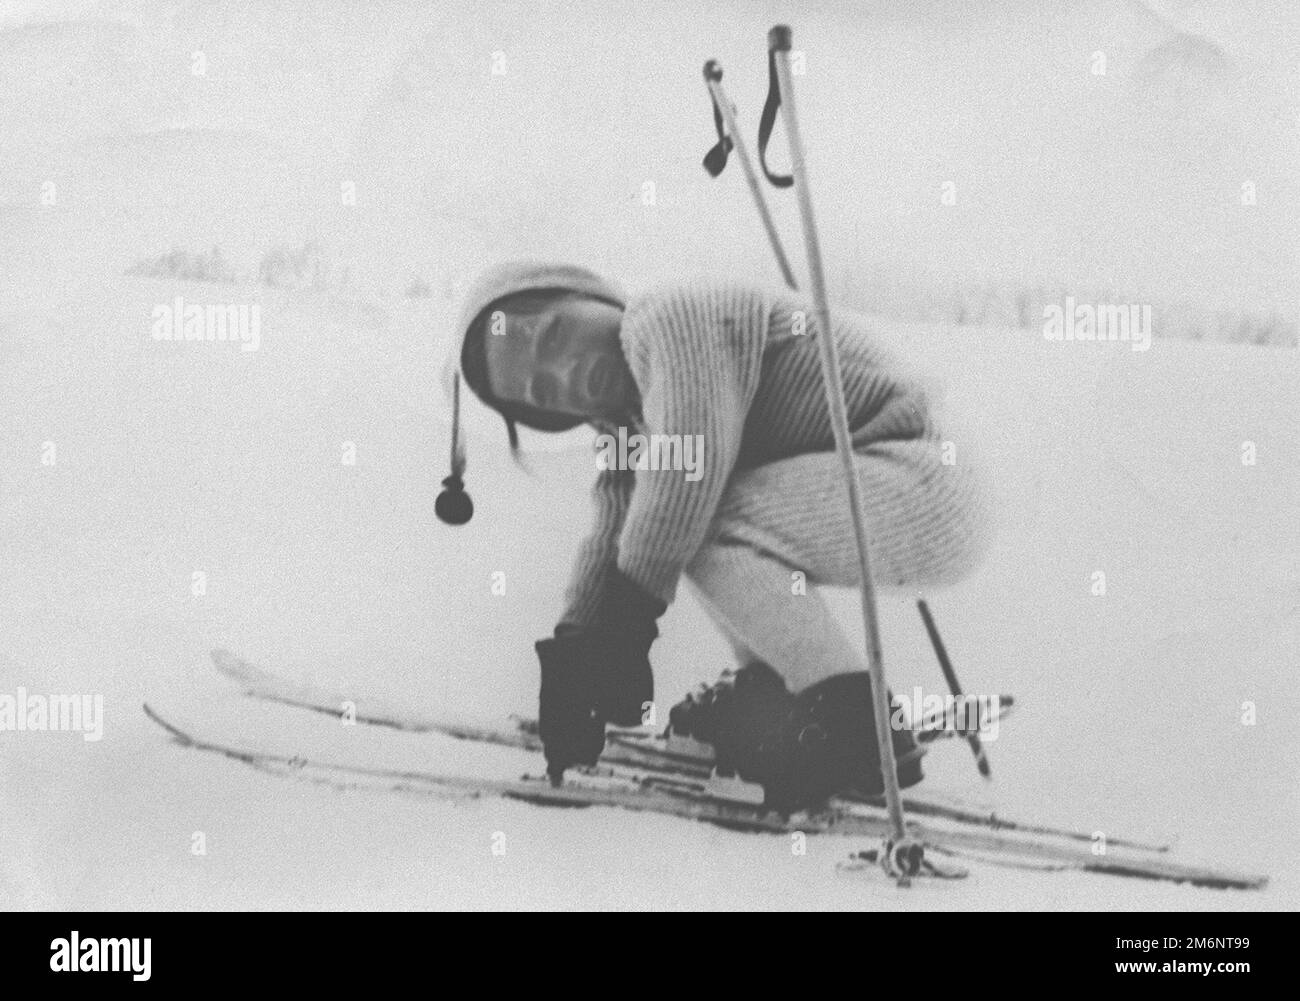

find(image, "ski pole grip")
[768,24,792,53]
[703,59,722,82]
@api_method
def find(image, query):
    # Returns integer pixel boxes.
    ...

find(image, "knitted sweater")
[560,280,933,627]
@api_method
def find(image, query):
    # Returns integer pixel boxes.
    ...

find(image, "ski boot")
[668,661,796,780]
[775,672,926,807]
[668,664,925,814]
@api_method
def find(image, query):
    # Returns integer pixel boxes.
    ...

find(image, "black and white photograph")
[1,0,1295,940]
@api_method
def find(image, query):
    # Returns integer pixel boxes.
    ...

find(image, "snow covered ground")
[2,276,1294,909]
[1,1,1296,909]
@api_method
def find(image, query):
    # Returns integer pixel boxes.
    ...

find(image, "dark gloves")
[537,569,667,782]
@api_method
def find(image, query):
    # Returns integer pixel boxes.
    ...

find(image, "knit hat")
[456,259,627,438]
[436,260,626,525]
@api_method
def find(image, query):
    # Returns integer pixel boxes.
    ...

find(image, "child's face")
[484,293,634,420]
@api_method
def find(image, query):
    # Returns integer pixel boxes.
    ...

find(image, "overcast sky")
[1,1,1294,314]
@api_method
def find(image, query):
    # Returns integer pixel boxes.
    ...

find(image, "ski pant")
[683,438,991,692]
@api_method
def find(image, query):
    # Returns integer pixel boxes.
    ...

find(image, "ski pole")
[701,60,798,290]
[765,25,915,871]
[917,598,991,778]
[703,53,963,770]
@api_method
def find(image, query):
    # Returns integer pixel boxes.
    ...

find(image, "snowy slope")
[1,276,1295,910]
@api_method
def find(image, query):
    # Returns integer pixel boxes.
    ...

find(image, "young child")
[455,260,990,811]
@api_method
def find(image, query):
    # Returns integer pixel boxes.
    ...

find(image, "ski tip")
[141,702,193,746]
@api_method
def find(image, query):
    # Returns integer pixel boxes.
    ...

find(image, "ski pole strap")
[701,60,733,178]
[757,47,793,188]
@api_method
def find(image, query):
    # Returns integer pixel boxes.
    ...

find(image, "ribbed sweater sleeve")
[558,461,634,628]
[613,284,769,605]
